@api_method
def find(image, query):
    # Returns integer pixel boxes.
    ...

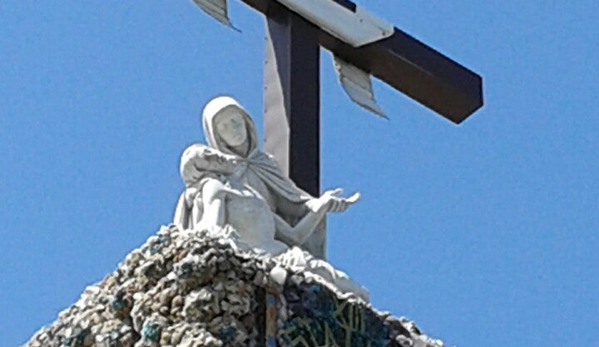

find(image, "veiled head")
[202,96,258,157]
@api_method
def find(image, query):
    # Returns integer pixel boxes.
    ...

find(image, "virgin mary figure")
[174,96,356,258]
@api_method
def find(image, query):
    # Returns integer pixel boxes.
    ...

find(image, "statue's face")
[214,107,248,147]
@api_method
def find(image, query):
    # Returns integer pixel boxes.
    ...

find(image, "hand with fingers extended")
[307,188,360,214]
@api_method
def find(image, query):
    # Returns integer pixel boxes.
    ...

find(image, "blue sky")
[1,1,597,346]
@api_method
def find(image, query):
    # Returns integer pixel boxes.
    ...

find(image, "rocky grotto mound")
[24,224,445,347]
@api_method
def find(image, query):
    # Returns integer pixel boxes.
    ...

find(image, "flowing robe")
[173,97,325,258]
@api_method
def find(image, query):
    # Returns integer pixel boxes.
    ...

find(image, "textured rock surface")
[24,224,446,347]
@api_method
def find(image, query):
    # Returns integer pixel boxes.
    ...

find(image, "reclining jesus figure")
[173,96,368,300]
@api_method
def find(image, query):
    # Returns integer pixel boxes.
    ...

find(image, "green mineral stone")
[219,326,236,344]
[110,298,125,310]
[142,323,161,342]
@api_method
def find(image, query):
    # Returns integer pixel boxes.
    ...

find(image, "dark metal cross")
[191,0,483,257]
[234,0,482,194]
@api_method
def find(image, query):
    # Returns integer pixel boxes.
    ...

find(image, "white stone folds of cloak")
[175,96,325,258]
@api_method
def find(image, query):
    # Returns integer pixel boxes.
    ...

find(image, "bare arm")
[274,206,328,245]
[198,178,227,229]
[274,190,360,246]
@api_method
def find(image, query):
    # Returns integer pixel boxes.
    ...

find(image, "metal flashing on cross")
[190,0,484,258]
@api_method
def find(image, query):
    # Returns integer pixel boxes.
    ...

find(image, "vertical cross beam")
[263,5,320,196]
[263,4,326,259]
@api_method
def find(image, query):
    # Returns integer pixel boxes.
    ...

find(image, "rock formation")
[23,224,446,347]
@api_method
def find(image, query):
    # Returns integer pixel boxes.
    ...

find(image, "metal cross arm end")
[270,0,484,123]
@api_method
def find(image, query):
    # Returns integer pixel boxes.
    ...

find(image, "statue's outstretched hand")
[308,189,360,213]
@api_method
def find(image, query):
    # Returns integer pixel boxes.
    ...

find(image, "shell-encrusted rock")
[171,295,184,308]
[182,288,218,321]
[159,331,172,345]
[159,287,176,306]
[397,335,414,347]
[169,328,184,345]
[212,281,224,291]
[23,223,445,347]
[252,271,265,286]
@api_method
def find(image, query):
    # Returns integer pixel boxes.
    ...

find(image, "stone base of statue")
[23,224,446,347]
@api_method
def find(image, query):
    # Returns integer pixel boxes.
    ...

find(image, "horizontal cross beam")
[240,0,483,124]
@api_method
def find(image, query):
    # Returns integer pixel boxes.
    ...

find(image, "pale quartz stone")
[173,96,367,300]
[269,265,287,286]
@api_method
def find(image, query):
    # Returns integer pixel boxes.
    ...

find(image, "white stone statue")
[173,96,367,300]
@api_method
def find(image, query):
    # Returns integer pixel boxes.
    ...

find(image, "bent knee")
[201,178,227,202]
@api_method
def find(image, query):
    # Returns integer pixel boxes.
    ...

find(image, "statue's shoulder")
[181,143,211,158]
[180,143,232,187]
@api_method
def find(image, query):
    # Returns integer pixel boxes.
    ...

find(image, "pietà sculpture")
[173,96,367,300]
